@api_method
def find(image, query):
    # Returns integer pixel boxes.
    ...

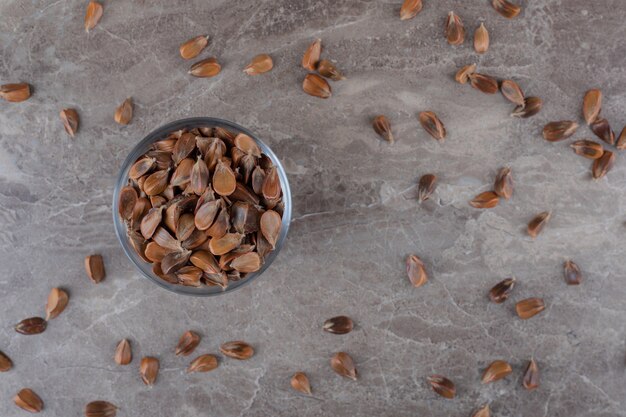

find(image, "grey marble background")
[1,0,625,416]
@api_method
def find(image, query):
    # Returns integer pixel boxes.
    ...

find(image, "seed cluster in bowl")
[117,125,284,289]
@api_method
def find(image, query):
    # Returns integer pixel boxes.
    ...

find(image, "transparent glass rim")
[112,117,292,296]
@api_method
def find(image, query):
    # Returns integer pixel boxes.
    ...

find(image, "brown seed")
[143,169,170,196]
[172,132,196,164]
[445,11,465,45]
[302,38,322,70]
[190,157,209,195]
[527,211,551,238]
[406,255,428,287]
[543,121,579,142]
[570,140,604,159]
[15,317,46,335]
[153,226,181,251]
[262,167,282,201]
[175,330,201,356]
[563,260,582,285]
[290,372,312,395]
[471,404,491,417]
[418,111,446,141]
[427,375,455,399]
[330,352,357,380]
[489,278,516,303]
[522,358,540,390]
[85,254,106,283]
[230,252,262,273]
[213,160,236,196]
[323,316,354,334]
[0,350,12,372]
[84,1,103,32]
[232,201,261,234]
[169,158,193,186]
[220,341,254,360]
[176,265,203,286]
[140,207,163,239]
[234,133,261,157]
[260,210,281,249]
[175,213,195,241]
[60,108,79,137]
[516,297,545,319]
[161,249,192,274]
[0,83,31,102]
[500,80,525,106]
[592,150,615,179]
[14,388,43,413]
[469,73,498,94]
[511,96,543,118]
[45,288,69,320]
[179,35,209,60]
[189,57,221,78]
[481,360,512,383]
[616,126,626,150]
[118,185,138,220]
[85,401,117,417]
[243,54,273,75]
[140,357,159,385]
[494,167,513,199]
[455,63,477,84]
[205,208,230,239]
[190,251,221,275]
[187,354,218,373]
[114,98,133,125]
[469,191,499,209]
[317,59,346,81]
[372,115,394,143]
[492,0,521,18]
[582,89,602,125]
[418,174,437,202]
[590,118,615,145]
[303,73,332,99]
[400,0,423,20]
[128,230,149,262]
[209,233,244,256]
[474,23,489,54]
[195,200,220,231]
[129,157,155,180]
[114,339,132,365]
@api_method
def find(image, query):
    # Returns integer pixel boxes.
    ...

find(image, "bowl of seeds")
[112,117,291,296]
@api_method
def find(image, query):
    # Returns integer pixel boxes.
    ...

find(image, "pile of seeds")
[118,126,284,289]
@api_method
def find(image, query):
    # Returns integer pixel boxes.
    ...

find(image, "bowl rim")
[112,117,292,297]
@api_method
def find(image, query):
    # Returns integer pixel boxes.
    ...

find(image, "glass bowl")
[112,117,292,296]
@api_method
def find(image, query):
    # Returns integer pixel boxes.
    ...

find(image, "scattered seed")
[419,111,446,140]
[114,98,133,125]
[471,404,491,417]
[500,80,525,106]
[45,288,69,320]
[474,23,489,54]
[330,352,357,380]
[179,35,209,60]
[373,115,394,143]
[187,354,218,373]
[590,118,615,145]
[543,121,579,142]
[303,73,332,98]
[616,126,626,150]
[140,357,159,385]
[489,277,516,303]
[427,375,455,399]
[14,388,43,413]
[527,211,551,238]
[60,108,79,137]
[522,358,540,390]
[0,83,31,102]
[84,1,103,32]
[494,167,513,199]
[570,140,604,159]
[400,0,423,20]
[406,255,428,287]
[302,39,322,71]
[323,316,354,334]
[418,174,437,202]
[317,59,346,81]
[85,401,117,417]
[516,297,545,319]
[492,0,521,18]
[455,63,476,84]
[469,73,498,94]
[469,191,499,209]
[582,89,602,125]
[592,151,615,179]
[290,372,312,395]
[85,254,106,283]
[243,53,274,75]
[189,58,221,78]
[220,341,254,360]
[0,350,12,372]
[511,96,543,118]
[563,260,582,285]
[445,11,465,45]
[481,360,512,383]
[114,339,132,365]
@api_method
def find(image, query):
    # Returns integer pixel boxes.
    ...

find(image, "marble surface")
[1,0,625,416]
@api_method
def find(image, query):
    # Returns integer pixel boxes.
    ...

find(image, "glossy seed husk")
[492,0,521,18]
[290,372,312,395]
[582,89,602,125]
[469,191,499,209]
[114,339,132,365]
[330,352,357,380]
[543,121,579,142]
[522,359,540,390]
[527,211,551,238]
[60,108,79,137]
[45,288,69,320]
[0,83,31,102]
[15,317,47,335]
[494,167,513,199]
[563,260,582,285]
[418,174,437,202]
[481,360,513,383]
[516,298,545,319]
[140,357,159,385]
[0,350,13,372]
[511,96,543,118]
[189,58,221,78]
[114,98,133,125]
[427,375,455,399]
[419,111,446,140]
[590,118,615,145]
[570,140,604,159]
[302,73,331,98]
[220,341,254,360]
[323,316,354,334]
[474,23,489,54]
[243,54,273,75]
[373,115,394,143]
[489,277,516,303]
[616,126,626,150]
[500,79,525,106]
[187,354,218,373]
[471,404,491,417]
[85,254,106,283]
[317,59,346,81]
[84,1,103,32]
[14,388,43,413]
[445,11,465,45]
[592,151,615,179]
[469,73,498,94]
[455,63,476,84]
[406,255,428,287]
[179,35,209,60]
[302,39,322,70]
[400,0,423,20]
[85,401,117,417]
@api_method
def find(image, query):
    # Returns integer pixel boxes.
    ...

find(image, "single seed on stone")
[406,255,428,287]
[570,140,604,159]
[444,11,465,45]
[302,38,322,70]
[511,96,543,118]
[474,23,489,54]
[469,73,498,94]
[427,375,455,399]
[60,108,79,137]
[522,358,540,390]
[45,288,69,320]
[140,357,159,385]
[400,0,423,20]
[500,80,525,106]
[494,167,513,199]
[317,59,346,81]
[323,316,354,334]
[469,191,499,209]
[114,97,133,125]
[243,54,273,75]
[179,35,209,60]
[471,404,491,417]
[563,260,582,285]
[330,352,357,380]
[187,354,218,373]
[489,278,516,303]
[0,350,12,372]
[616,126,626,150]
[527,211,551,238]
[290,372,312,395]
[14,388,43,413]
[85,254,106,283]
[516,297,545,319]
[481,360,512,383]
[84,1,103,32]
[455,63,476,84]
[418,111,446,140]
[543,121,579,142]
[373,115,394,143]
[418,174,437,202]
[0,83,31,102]
[15,317,47,335]
[189,57,221,78]
[85,401,117,417]
[582,89,602,125]
[302,73,331,98]
[592,151,615,179]
[492,0,521,18]
[590,118,615,145]
[114,339,132,365]
[220,341,254,360]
